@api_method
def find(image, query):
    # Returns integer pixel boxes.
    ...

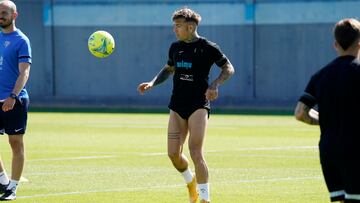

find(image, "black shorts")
[0,98,29,135]
[168,95,211,120]
[321,154,360,202]
[168,102,210,120]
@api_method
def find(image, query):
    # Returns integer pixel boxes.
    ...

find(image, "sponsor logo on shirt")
[180,74,193,81]
[4,41,10,47]
[176,60,192,69]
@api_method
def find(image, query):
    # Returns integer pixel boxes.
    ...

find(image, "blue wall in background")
[14,0,358,109]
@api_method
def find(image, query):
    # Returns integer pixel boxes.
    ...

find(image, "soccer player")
[295,18,360,202]
[0,0,32,201]
[138,7,234,203]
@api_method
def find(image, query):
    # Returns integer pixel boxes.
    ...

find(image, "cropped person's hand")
[2,98,16,112]
[205,87,218,101]
[137,82,153,95]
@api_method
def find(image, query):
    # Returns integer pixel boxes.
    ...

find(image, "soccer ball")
[88,31,115,58]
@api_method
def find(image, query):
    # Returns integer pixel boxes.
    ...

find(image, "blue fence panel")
[14,0,358,109]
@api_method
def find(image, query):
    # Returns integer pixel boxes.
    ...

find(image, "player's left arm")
[206,61,235,101]
[12,62,31,96]
[294,101,319,125]
[2,62,30,112]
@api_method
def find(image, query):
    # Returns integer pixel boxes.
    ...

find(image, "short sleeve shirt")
[167,37,228,107]
[299,55,360,157]
[0,29,32,100]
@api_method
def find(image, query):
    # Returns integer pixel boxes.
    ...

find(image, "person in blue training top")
[0,0,32,201]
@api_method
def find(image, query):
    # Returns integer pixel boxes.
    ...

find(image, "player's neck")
[338,49,360,58]
[336,42,360,58]
[184,33,200,43]
[1,24,16,34]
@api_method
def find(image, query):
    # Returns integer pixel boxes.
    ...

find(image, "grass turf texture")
[0,112,328,202]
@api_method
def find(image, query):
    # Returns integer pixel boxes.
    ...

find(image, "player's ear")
[12,11,18,20]
[188,23,196,33]
[333,41,340,51]
[187,24,193,32]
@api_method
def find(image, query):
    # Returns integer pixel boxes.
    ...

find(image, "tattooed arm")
[294,101,319,125]
[137,64,175,94]
[206,61,235,101]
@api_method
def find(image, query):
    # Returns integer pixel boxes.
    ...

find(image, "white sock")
[198,183,210,201]
[181,168,194,184]
[7,180,18,192]
[0,172,9,185]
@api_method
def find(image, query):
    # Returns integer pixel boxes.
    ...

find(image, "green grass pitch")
[0,112,329,202]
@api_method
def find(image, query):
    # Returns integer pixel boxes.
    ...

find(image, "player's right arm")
[295,73,320,125]
[137,64,175,95]
[294,101,319,125]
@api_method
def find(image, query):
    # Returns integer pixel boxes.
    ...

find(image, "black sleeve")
[299,75,317,108]
[167,43,175,66]
[209,42,228,67]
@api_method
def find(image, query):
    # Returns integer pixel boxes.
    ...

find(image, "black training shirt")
[299,55,360,158]
[167,37,228,107]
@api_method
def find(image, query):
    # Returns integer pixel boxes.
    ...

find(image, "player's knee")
[8,139,24,155]
[189,149,203,162]
[168,151,180,162]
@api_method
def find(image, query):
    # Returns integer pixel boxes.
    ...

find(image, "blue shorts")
[0,98,29,135]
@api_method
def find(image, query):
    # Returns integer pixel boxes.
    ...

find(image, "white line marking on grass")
[227,154,317,159]
[208,146,317,152]
[12,146,318,159]
[219,176,322,184]
[18,176,322,199]
[140,146,317,156]
[27,155,117,162]
[18,184,184,199]
[26,168,171,176]
[139,152,166,156]
[292,128,318,131]
[27,150,118,155]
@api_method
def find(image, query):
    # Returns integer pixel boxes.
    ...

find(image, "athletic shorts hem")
[329,190,360,202]
[345,193,360,201]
